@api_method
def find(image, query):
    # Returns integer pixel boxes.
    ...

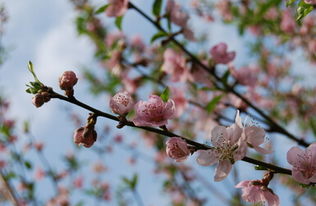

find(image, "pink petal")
[196,150,218,166]
[308,143,316,165]
[214,159,232,181]
[245,126,265,146]
[235,180,251,188]
[292,169,310,184]
[263,190,280,206]
[226,124,242,144]
[211,126,228,147]
[253,146,272,154]
[286,147,303,166]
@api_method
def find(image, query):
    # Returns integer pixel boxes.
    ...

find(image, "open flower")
[210,42,235,64]
[287,143,316,184]
[236,180,279,206]
[235,110,271,154]
[133,95,175,127]
[166,137,190,162]
[196,122,246,181]
[109,91,134,115]
[106,0,129,17]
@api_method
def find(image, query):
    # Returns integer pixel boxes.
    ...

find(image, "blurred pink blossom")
[305,0,316,4]
[287,143,316,184]
[280,10,296,33]
[210,42,236,64]
[161,49,192,82]
[171,87,187,117]
[106,0,129,17]
[236,180,279,206]
[133,95,175,127]
[229,65,258,87]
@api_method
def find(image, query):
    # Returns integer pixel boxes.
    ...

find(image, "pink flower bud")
[59,71,78,91]
[32,92,50,108]
[210,42,236,64]
[133,95,175,127]
[109,91,134,115]
[166,137,190,162]
[73,126,97,148]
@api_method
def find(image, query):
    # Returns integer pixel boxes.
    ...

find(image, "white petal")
[235,110,243,128]
[287,147,303,166]
[211,126,227,147]
[196,150,218,166]
[214,159,232,181]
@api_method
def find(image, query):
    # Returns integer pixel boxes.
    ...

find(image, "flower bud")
[166,137,190,162]
[109,91,134,115]
[59,71,78,91]
[73,126,97,148]
[32,92,51,108]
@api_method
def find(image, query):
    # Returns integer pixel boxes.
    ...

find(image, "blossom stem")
[50,90,292,175]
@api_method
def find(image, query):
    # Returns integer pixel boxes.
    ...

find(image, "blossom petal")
[214,159,232,181]
[211,126,227,147]
[196,150,218,166]
[287,147,303,166]
[246,126,265,146]
[292,168,310,184]
[263,190,280,206]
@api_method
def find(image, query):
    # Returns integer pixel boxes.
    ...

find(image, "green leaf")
[115,16,123,30]
[4,172,16,181]
[296,2,313,21]
[205,95,223,113]
[222,70,230,85]
[130,174,138,190]
[24,161,32,170]
[286,0,297,7]
[27,61,42,84]
[152,0,163,17]
[95,4,109,14]
[160,87,170,102]
[150,31,167,43]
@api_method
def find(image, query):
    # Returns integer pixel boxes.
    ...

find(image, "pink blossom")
[287,143,316,184]
[166,137,190,162]
[35,168,45,180]
[59,71,78,91]
[280,10,296,33]
[210,42,236,64]
[133,95,175,127]
[73,126,97,148]
[235,110,272,154]
[229,65,258,87]
[236,180,279,206]
[166,0,189,28]
[196,122,246,181]
[105,32,124,47]
[161,49,192,82]
[109,91,134,115]
[305,0,316,4]
[106,0,129,17]
[73,176,84,188]
[170,87,187,117]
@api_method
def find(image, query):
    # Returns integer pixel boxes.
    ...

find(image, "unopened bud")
[59,71,78,91]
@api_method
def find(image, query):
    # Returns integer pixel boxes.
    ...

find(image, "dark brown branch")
[50,91,292,175]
